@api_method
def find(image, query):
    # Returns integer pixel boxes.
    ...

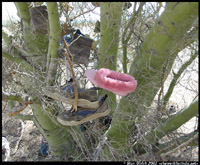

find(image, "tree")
[2,2,198,161]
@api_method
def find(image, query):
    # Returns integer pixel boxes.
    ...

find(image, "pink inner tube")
[85,68,137,96]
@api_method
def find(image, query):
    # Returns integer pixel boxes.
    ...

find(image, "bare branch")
[163,50,198,107]
[70,7,96,21]
[9,101,33,117]
[160,133,198,160]
[3,51,35,72]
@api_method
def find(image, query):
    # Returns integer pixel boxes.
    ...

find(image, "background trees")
[2,2,198,161]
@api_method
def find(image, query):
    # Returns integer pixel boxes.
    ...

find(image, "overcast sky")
[2,2,19,22]
[2,2,165,23]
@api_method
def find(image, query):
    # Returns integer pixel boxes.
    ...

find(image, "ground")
[2,103,55,161]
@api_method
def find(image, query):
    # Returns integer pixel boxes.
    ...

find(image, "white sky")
[2,2,165,23]
[2,2,20,22]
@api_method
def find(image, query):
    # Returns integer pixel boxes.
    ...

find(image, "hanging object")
[60,28,76,45]
[68,35,94,65]
[60,34,71,45]
[74,29,85,38]
[60,29,94,65]
[85,68,137,96]
[61,79,98,102]
[29,6,49,35]
[57,94,111,126]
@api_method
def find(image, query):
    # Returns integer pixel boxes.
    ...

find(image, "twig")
[64,2,73,13]
[62,23,79,112]
[156,141,177,155]
[70,7,96,21]
[160,133,198,160]
[9,101,33,117]
[163,50,198,108]
[157,59,168,112]
[93,135,107,161]
[12,70,43,83]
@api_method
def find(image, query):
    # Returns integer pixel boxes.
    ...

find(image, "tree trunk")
[97,2,124,111]
[104,2,198,157]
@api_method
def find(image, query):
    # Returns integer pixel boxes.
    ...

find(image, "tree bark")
[46,2,62,85]
[105,2,198,155]
[97,2,124,111]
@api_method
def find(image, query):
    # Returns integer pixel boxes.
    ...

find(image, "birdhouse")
[29,6,49,35]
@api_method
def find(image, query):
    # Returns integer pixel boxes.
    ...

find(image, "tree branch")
[122,2,145,73]
[14,114,34,121]
[155,131,198,155]
[2,51,34,72]
[133,97,198,154]
[98,2,124,111]
[106,2,198,151]
[2,27,12,45]
[70,7,96,21]
[62,38,79,112]
[9,101,33,117]
[46,2,62,85]
[2,91,23,102]
[160,133,198,160]
[163,50,198,107]
[14,2,31,43]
